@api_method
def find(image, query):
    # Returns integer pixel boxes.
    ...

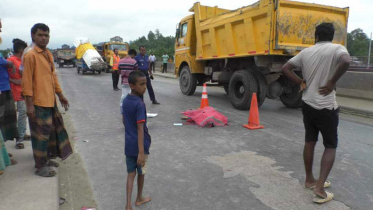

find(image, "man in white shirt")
[282,23,350,204]
[148,53,156,73]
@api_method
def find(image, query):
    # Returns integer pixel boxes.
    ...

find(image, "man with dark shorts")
[282,23,350,204]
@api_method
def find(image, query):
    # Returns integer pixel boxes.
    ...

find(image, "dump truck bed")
[191,0,349,60]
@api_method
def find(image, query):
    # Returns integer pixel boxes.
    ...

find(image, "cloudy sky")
[0,0,371,49]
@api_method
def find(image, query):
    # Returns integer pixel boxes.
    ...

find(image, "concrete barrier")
[337,72,373,91]
[337,72,373,100]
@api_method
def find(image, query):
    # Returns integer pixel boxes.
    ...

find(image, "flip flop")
[16,142,25,149]
[35,167,57,177]
[48,160,59,167]
[313,191,334,204]
[305,181,331,189]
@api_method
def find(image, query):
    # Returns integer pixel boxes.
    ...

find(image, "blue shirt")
[134,54,149,71]
[0,58,10,91]
[122,94,151,156]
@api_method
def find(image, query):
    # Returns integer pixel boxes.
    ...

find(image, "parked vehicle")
[74,37,107,75]
[56,48,75,68]
[174,0,349,110]
[95,36,129,73]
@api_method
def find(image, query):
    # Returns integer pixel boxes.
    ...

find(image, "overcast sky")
[0,0,371,49]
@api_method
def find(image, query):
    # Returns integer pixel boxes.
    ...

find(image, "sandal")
[16,142,24,149]
[313,191,334,204]
[35,167,57,177]
[305,181,331,189]
[48,160,59,167]
[11,159,17,165]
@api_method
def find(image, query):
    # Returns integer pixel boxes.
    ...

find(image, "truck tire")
[179,66,197,95]
[248,69,267,107]
[280,86,302,108]
[59,64,63,68]
[98,70,101,74]
[228,70,258,110]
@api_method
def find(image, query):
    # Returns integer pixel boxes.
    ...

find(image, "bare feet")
[135,196,151,206]
[8,153,13,157]
[10,159,17,165]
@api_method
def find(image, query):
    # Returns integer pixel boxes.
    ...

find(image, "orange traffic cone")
[243,93,264,130]
[200,83,209,109]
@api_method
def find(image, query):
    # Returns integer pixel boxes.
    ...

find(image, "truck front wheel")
[179,66,197,95]
[229,70,258,110]
[280,85,302,108]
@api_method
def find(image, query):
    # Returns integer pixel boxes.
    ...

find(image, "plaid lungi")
[0,90,18,141]
[30,105,73,168]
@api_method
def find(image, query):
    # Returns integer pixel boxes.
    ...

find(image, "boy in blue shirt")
[122,71,151,210]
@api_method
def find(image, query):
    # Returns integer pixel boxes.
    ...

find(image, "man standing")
[135,46,160,104]
[0,23,18,143]
[0,18,18,175]
[162,53,169,73]
[7,39,28,149]
[22,23,73,177]
[110,48,120,91]
[148,53,156,73]
[282,23,350,204]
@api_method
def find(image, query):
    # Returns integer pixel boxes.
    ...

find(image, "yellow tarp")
[75,43,95,59]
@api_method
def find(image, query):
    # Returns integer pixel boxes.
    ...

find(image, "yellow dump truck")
[175,0,349,110]
[95,37,130,73]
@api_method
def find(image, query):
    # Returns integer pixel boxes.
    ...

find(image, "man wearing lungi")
[22,23,73,177]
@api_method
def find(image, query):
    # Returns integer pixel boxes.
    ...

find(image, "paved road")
[58,67,373,210]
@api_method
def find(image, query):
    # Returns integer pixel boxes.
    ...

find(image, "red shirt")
[7,56,23,101]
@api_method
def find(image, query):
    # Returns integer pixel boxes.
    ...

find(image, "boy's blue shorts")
[126,156,148,175]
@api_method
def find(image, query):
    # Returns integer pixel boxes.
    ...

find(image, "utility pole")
[368,32,372,69]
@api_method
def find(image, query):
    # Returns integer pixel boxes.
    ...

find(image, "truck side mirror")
[176,29,180,39]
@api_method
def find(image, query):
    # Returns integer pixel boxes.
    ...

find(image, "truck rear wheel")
[228,70,258,110]
[248,69,267,107]
[280,86,302,108]
[179,66,197,95]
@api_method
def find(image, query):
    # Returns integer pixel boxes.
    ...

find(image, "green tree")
[347,28,371,56]
[129,29,175,60]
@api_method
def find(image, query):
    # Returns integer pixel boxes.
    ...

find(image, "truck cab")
[97,40,129,73]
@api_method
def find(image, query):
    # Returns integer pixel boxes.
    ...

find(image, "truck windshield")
[109,44,127,51]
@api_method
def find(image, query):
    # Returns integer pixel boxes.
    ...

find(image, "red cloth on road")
[182,107,228,127]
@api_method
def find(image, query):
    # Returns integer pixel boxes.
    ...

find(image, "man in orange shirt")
[22,23,73,177]
[110,48,120,91]
[7,39,28,149]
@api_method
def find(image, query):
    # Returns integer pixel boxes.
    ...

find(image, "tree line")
[129,29,175,61]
